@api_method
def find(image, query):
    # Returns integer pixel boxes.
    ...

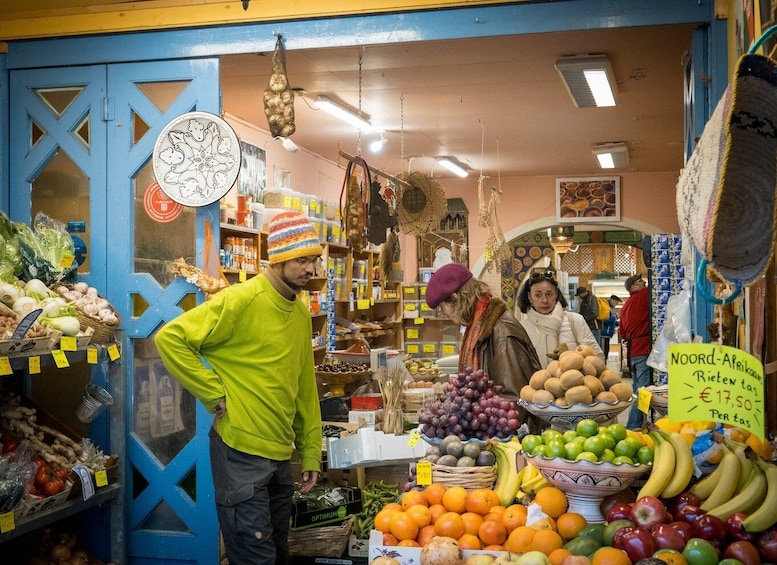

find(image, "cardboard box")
[348,409,384,427]
[327,428,429,469]
[369,529,500,563]
[290,486,362,530]
[348,534,369,558]
[350,394,383,411]
[321,421,360,452]
[15,483,72,519]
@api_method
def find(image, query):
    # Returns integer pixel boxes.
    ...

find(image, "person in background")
[600,294,622,356]
[575,286,601,344]
[516,271,605,368]
[155,210,323,565]
[619,273,652,429]
[425,262,542,403]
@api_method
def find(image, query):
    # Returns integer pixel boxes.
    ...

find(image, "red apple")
[676,504,706,526]
[693,513,726,542]
[615,526,658,563]
[756,528,777,562]
[631,496,668,529]
[668,521,694,544]
[668,491,701,517]
[725,513,756,543]
[612,526,636,549]
[651,523,687,552]
[723,540,762,565]
[607,502,634,523]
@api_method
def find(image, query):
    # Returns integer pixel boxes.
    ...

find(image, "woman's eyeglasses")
[530,270,556,281]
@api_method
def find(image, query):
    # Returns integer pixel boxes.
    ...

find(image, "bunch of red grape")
[418,368,521,441]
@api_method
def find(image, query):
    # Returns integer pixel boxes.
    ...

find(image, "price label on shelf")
[0,511,15,533]
[52,350,70,368]
[107,344,120,361]
[87,347,98,364]
[0,357,11,375]
[60,336,77,351]
[416,460,432,486]
[668,343,764,440]
[95,469,108,487]
[637,387,652,414]
[28,356,41,374]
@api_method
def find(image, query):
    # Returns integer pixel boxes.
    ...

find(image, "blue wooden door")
[9,59,221,564]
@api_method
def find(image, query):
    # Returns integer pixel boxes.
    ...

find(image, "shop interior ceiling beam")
[0,0,714,43]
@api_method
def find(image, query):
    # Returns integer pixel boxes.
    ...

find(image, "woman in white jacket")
[516,270,605,368]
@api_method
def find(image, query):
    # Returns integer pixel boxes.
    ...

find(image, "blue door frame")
[0,1,726,562]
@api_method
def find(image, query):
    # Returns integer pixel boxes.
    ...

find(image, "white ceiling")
[220,23,698,181]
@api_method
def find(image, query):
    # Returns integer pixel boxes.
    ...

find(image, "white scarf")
[523,302,566,368]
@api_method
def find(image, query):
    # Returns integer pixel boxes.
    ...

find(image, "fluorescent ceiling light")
[593,142,629,169]
[313,95,377,133]
[437,157,469,178]
[555,54,618,108]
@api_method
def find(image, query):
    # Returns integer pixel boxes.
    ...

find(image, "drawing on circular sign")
[152,111,241,207]
[144,181,183,223]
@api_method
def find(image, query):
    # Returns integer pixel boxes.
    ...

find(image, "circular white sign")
[152,111,241,207]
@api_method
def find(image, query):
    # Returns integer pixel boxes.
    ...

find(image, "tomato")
[42,478,64,497]
[53,467,68,480]
[682,538,719,565]
[34,466,51,488]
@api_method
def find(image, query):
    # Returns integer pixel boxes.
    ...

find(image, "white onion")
[12,296,38,317]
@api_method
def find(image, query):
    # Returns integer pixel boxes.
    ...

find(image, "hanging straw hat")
[395,170,447,236]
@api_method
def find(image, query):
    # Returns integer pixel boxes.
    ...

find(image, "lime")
[611,455,634,464]
[575,451,598,462]
[531,444,549,457]
[600,448,615,462]
[607,423,628,442]
[522,434,542,453]
[542,429,563,444]
[562,429,578,443]
[596,430,616,450]
[583,435,606,457]
[576,418,599,438]
[565,441,584,460]
[614,438,638,459]
[545,438,566,458]
[636,445,655,464]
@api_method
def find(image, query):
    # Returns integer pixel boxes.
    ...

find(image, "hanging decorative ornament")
[478,129,511,271]
[263,35,296,138]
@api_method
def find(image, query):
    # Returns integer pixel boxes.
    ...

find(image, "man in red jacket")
[619,274,651,429]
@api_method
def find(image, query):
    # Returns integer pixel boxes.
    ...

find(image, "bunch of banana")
[491,439,525,506]
[637,429,695,499]
[520,461,550,496]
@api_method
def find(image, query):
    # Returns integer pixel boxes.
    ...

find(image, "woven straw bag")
[677,30,777,287]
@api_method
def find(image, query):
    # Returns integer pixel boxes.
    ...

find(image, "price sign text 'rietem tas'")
[667,343,764,441]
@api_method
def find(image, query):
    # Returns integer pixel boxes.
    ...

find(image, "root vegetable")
[49,543,71,561]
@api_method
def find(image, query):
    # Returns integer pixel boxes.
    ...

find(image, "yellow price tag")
[407,431,421,448]
[28,356,41,374]
[52,350,70,368]
[0,357,11,376]
[406,329,419,339]
[95,469,108,487]
[60,336,77,351]
[0,511,15,533]
[423,344,436,353]
[405,287,416,295]
[239,270,247,282]
[637,387,652,414]
[292,196,301,210]
[413,317,425,325]
[420,286,426,296]
[87,347,98,364]
[442,344,456,354]
[283,195,293,208]
[357,299,370,310]
[416,460,432,486]
[404,303,417,311]
[407,344,419,354]
[107,343,121,361]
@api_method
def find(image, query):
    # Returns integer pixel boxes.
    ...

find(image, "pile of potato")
[520,345,632,406]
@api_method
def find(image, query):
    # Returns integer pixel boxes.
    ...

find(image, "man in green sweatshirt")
[155,210,323,564]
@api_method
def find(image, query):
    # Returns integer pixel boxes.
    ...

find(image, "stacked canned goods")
[220,236,258,272]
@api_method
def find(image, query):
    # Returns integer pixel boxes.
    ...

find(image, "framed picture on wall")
[238,141,267,202]
[555,176,620,223]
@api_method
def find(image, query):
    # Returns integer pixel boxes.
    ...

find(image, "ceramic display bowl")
[525,453,651,523]
[518,396,635,430]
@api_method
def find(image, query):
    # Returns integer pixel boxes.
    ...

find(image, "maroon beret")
[425,263,473,308]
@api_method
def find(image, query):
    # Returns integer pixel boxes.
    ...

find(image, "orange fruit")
[428,503,447,523]
[534,487,568,518]
[549,548,573,565]
[478,519,508,546]
[442,485,468,513]
[382,532,399,546]
[530,516,557,531]
[485,505,506,521]
[401,489,428,510]
[465,488,501,515]
[653,549,688,565]
[382,502,403,514]
[406,504,432,528]
[374,509,395,533]
[416,524,436,546]
[484,544,507,550]
[530,528,564,556]
[591,546,632,565]
[461,512,485,536]
[504,525,535,553]
[434,511,465,539]
[458,533,482,549]
[502,504,528,532]
[389,511,419,541]
[556,512,587,540]
[398,539,421,547]
[424,483,447,506]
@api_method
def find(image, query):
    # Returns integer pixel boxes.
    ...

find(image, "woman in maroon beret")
[426,262,542,403]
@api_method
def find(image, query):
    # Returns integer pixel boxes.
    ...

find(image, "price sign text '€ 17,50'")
[667,343,765,441]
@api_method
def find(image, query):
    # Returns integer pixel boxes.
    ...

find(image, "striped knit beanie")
[267,211,323,264]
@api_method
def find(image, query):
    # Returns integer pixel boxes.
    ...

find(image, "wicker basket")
[431,464,497,489]
[55,284,121,344]
[288,517,354,557]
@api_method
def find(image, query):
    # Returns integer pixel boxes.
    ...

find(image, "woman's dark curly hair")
[516,272,568,313]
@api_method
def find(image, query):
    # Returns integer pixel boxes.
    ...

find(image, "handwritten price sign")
[667,343,764,440]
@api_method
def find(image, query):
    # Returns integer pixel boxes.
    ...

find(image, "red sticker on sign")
[144,181,183,223]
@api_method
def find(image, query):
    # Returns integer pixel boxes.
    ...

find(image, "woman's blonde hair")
[446,277,494,325]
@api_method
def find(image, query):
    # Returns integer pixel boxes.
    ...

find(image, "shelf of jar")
[220,222,263,236]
